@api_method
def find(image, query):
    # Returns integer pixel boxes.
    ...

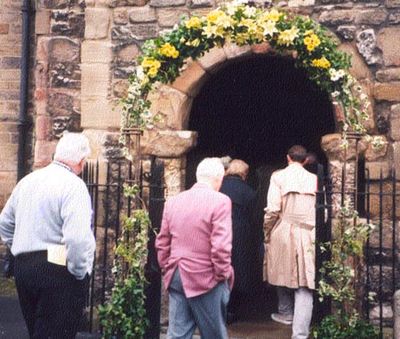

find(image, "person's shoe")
[271,313,293,325]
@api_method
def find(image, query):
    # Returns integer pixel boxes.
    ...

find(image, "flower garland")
[121,0,383,149]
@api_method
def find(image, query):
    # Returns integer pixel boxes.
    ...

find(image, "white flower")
[136,66,145,81]
[262,20,277,37]
[331,90,340,98]
[243,6,257,17]
[329,69,345,81]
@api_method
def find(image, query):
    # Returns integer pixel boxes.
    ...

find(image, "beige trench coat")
[263,163,317,290]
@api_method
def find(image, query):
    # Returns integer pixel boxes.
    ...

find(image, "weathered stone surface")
[129,6,157,23]
[111,24,158,41]
[321,133,367,161]
[156,8,188,27]
[53,115,80,137]
[51,11,84,38]
[391,104,400,141]
[365,161,390,180]
[113,8,129,25]
[150,0,186,7]
[47,91,79,116]
[81,97,121,129]
[81,64,110,97]
[386,0,400,8]
[288,0,315,7]
[115,44,140,65]
[85,8,111,40]
[49,62,81,89]
[148,85,193,130]
[389,11,400,24]
[34,140,58,168]
[251,42,272,54]
[338,43,372,80]
[112,79,129,98]
[355,9,387,25]
[35,10,51,35]
[376,68,400,82]
[337,25,356,40]
[223,43,252,59]
[82,41,112,64]
[319,10,355,26]
[356,29,381,65]
[107,0,147,7]
[171,60,208,97]
[48,37,80,63]
[197,47,227,72]
[374,82,400,101]
[38,0,73,9]
[142,130,197,157]
[377,28,400,66]
[163,158,186,197]
[369,303,393,323]
[189,0,214,7]
[36,116,52,141]
[393,142,400,175]
[395,290,400,339]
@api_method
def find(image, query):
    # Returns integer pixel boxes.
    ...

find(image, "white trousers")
[277,286,313,339]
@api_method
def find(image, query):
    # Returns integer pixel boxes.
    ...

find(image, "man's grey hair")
[196,157,225,183]
[54,132,91,164]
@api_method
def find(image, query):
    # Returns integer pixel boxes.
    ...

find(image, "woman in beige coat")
[263,145,317,339]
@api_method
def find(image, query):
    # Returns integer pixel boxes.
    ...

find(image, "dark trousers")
[14,251,88,339]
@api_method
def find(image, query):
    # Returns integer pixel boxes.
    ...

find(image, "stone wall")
[0,0,23,209]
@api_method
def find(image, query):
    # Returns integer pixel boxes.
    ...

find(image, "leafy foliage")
[98,186,151,339]
[313,206,378,339]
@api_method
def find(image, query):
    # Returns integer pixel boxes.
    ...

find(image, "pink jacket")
[155,183,234,298]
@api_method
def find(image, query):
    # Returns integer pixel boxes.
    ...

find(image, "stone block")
[47,91,79,116]
[189,0,214,8]
[319,10,356,26]
[34,140,58,168]
[365,136,388,161]
[391,104,400,141]
[81,64,110,97]
[82,41,112,64]
[365,161,390,180]
[107,0,148,7]
[337,25,356,41]
[85,8,111,40]
[150,0,186,7]
[48,37,80,63]
[148,85,193,130]
[389,11,400,24]
[111,24,158,41]
[376,68,400,82]
[141,130,197,157]
[50,11,85,38]
[197,47,227,73]
[355,9,387,25]
[356,29,381,66]
[377,27,400,66]
[386,0,400,8]
[129,6,156,23]
[157,7,189,27]
[0,24,9,35]
[115,44,140,64]
[374,82,400,101]
[112,79,129,98]
[171,60,207,97]
[251,42,271,54]
[223,43,252,59]
[395,290,400,339]
[35,10,51,35]
[36,115,52,141]
[81,97,121,129]
[113,8,128,25]
[321,133,367,161]
[288,0,315,7]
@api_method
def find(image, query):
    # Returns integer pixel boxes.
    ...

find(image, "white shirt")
[0,162,96,280]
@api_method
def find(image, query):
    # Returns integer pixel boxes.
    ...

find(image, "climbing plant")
[120,0,383,151]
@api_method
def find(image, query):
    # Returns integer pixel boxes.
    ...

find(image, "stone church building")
[0,0,400,332]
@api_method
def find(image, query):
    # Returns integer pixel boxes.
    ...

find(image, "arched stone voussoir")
[321,133,368,161]
[171,59,209,98]
[141,129,198,158]
[148,84,193,130]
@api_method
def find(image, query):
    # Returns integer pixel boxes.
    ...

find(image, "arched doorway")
[185,54,336,322]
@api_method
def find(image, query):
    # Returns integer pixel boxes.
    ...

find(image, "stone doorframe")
[142,41,387,198]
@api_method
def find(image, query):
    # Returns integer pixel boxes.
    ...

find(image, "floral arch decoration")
[121,0,383,151]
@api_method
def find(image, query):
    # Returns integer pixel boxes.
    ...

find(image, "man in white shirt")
[0,132,96,339]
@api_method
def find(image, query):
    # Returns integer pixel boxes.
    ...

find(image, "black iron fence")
[316,164,400,338]
[81,157,165,337]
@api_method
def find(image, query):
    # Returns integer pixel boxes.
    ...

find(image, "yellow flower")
[235,32,250,45]
[159,43,179,59]
[260,20,277,37]
[185,16,202,30]
[311,57,331,69]
[216,14,234,29]
[147,67,158,78]
[277,26,299,46]
[202,23,224,38]
[239,18,257,32]
[303,33,320,52]
[185,38,201,47]
[206,10,225,24]
[141,57,161,78]
[261,9,281,22]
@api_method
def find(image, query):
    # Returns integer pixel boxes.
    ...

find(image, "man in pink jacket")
[156,157,233,339]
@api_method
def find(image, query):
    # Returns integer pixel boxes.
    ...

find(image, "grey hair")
[196,157,225,183]
[220,155,232,170]
[54,132,91,164]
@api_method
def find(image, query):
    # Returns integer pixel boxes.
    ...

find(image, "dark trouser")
[14,251,89,339]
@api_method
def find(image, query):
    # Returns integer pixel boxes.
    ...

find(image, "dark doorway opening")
[186,55,336,323]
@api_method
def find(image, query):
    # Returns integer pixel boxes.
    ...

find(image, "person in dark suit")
[220,159,256,323]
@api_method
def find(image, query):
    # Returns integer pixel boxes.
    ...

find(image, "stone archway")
[142,41,382,198]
